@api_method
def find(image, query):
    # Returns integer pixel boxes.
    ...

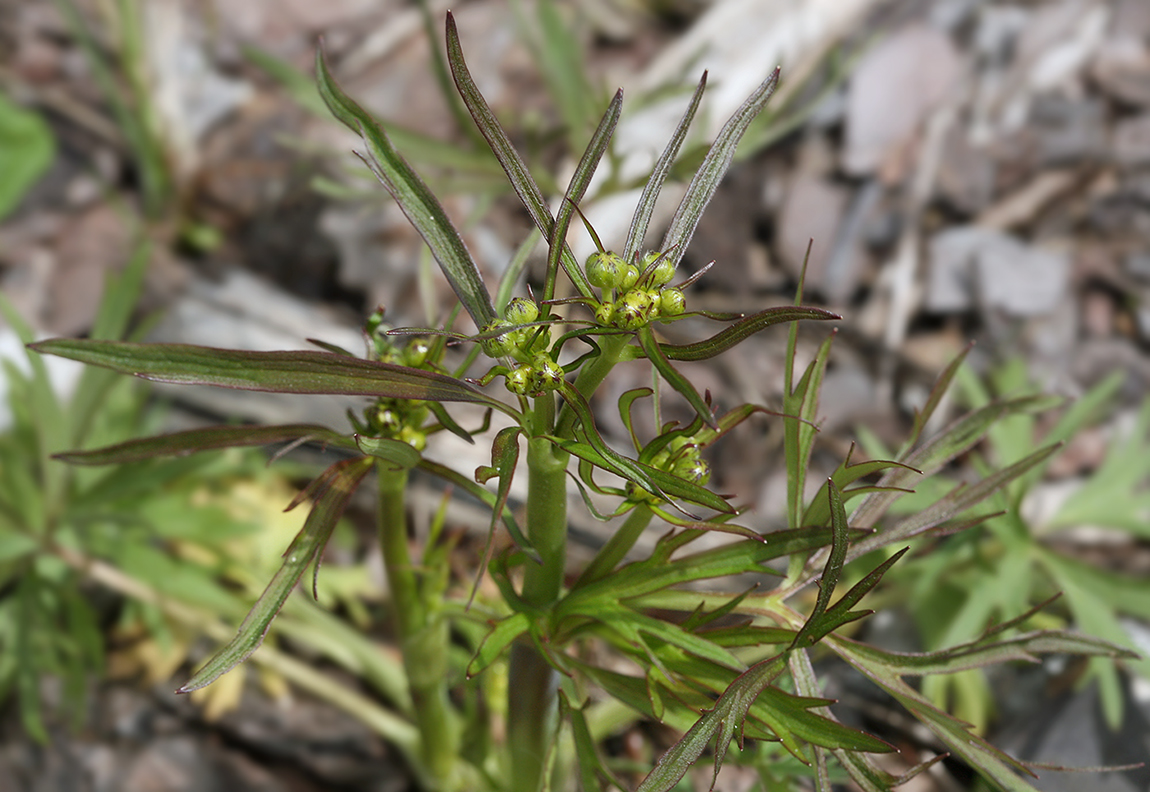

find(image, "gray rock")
[1114,113,1150,166]
[926,227,1070,316]
[843,23,964,175]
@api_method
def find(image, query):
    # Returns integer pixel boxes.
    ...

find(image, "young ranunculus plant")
[31,14,1137,792]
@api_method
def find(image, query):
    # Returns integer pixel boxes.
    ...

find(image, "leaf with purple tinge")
[315,45,497,330]
[30,340,515,413]
[54,424,356,466]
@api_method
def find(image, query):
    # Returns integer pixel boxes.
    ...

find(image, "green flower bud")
[505,364,534,395]
[672,454,710,485]
[617,262,640,293]
[532,355,564,388]
[612,289,656,330]
[594,300,615,325]
[643,251,676,286]
[504,297,539,325]
[403,338,431,367]
[585,251,627,289]
[481,320,516,358]
[657,287,686,317]
[372,407,401,435]
[398,426,427,452]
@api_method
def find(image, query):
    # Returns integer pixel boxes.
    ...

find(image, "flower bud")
[617,262,640,293]
[532,355,564,388]
[643,251,676,286]
[403,338,431,367]
[613,289,656,330]
[594,300,615,325]
[481,320,516,358]
[585,251,627,289]
[504,297,540,325]
[656,287,686,317]
[505,364,534,395]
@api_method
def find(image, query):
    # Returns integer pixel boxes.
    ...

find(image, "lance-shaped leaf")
[354,435,422,470]
[846,442,1062,564]
[543,90,622,302]
[830,637,1048,791]
[637,326,716,428]
[802,449,917,528]
[851,395,1058,531]
[471,426,524,605]
[660,67,781,268]
[624,73,707,261]
[315,47,497,330]
[645,307,838,362]
[445,13,592,301]
[559,691,628,792]
[53,423,355,465]
[30,340,515,413]
[467,611,531,678]
[177,456,374,693]
[905,342,974,451]
[792,481,849,646]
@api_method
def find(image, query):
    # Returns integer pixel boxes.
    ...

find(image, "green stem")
[555,332,630,438]
[508,399,570,792]
[378,467,458,791]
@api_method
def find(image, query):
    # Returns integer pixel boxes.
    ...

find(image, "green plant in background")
[858,358,1150,734]
[0,92,55,221]
[29,14,1137,792]
[0,244,415,745]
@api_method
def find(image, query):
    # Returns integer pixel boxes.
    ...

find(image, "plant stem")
[555,332,630,438]
[508,401,570,792]
[378,467,458,791]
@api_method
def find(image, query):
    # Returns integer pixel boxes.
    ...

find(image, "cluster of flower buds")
[480,298,549,360]
[586,250,686,331]
[361,312,436,449]
[479,298,564,396]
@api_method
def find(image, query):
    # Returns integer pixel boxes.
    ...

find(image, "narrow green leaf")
[851,395,1056,531]
[466,612,530,678]
[315,46,497,329]
[660,67,781,267]
[55,423,355,465]
[637,326,716,427]
[786,333,835,531]
[445,13,590,299]
[793,481,849,647]
[850,443,1062,562]
[543,90,621,301]
[802,452,916,528]
[840,627,1136,677]
[655,307,838,362]
[178,456,374,693]
[31,339,515,413]
[559,691,627,792]
[471,426,523,605]
[906,342,974,450]
[831,638,1046,791]
[624,72,707,261]
[354,435,422,470]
